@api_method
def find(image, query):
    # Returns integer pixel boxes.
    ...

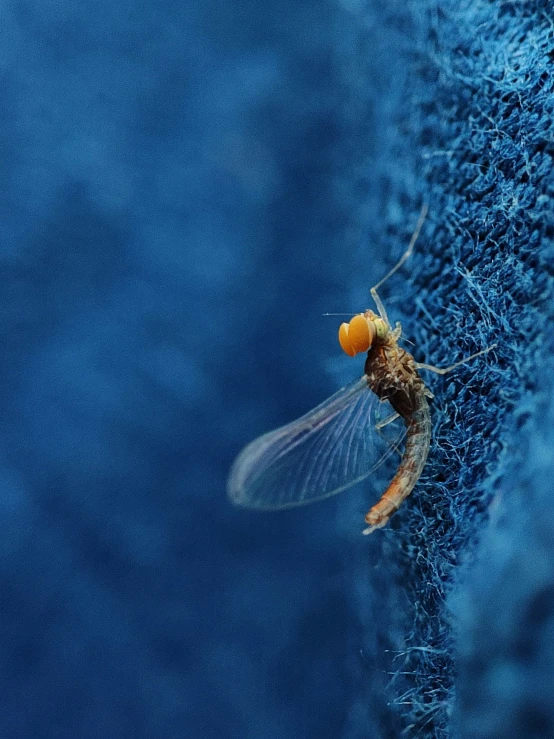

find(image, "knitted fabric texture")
[341,2,554,737]
[1,1,553,738]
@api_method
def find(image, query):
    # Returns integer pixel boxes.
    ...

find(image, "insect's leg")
[415,344,497,375]
[375,412,400,431]
[370,203,428,323]
[375,411,403,460]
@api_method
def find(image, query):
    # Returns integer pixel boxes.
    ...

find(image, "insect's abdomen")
[362,344,431,534]
[363,397,431,534]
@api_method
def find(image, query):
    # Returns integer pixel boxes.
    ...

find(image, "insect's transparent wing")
[227,376,406,510]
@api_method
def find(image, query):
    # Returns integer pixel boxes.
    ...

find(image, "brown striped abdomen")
[363,397,431,534]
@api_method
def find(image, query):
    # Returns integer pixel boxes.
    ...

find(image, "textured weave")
[341,2,554,737]
[1,1,553,737]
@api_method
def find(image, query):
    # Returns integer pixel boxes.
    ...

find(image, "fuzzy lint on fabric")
[1,1,553,737]
[341,2,554,737]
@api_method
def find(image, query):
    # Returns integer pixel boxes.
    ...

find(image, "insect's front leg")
[369,204,428,324]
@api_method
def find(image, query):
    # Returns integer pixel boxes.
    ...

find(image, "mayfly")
[227,206,496,534]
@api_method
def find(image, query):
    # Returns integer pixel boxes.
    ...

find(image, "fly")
[227,206,496,534]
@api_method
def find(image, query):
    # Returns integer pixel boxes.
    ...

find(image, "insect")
[227,206,495,534]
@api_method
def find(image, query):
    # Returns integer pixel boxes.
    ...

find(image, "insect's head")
[338,310,388,357]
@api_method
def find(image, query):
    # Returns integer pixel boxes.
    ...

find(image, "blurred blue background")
[2,1,554,738]
[0,1,406,736]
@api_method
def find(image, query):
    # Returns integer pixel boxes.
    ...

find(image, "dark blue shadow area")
[2,1,554,738]
[0,1,393,737]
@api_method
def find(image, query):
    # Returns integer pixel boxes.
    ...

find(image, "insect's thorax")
[364,341,426,420]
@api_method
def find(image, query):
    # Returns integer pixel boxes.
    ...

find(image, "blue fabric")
[340,2,554,738]
[1,1,553,738]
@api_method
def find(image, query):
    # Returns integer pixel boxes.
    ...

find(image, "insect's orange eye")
[348,314,375,353]
[338,322,356,356]
[338,315,375,357]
